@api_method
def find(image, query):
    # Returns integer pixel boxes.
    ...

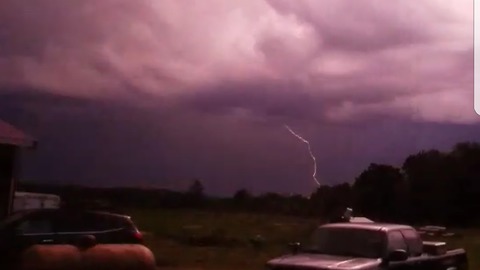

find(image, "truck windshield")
[307,227,384,258]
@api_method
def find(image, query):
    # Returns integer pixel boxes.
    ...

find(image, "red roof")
[0,120,36,147]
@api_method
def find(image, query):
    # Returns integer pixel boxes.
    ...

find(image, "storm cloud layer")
[1,0,474,122]
[0,1,476,194]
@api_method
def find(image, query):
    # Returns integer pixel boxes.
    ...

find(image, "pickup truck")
[266,222,468,270]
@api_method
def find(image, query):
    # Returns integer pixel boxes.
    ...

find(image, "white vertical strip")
[475,0,480,114]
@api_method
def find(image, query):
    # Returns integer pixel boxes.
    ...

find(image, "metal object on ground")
[12,192,61,212]
[17,244,157,270]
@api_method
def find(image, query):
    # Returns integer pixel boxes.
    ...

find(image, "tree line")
[18,141,480,226]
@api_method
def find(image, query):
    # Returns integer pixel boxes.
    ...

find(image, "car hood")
[266,253,381,270]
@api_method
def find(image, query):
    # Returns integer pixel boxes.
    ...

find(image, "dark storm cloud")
[181,80,327,124]
[266,0,435,52]
[2,91,480,195]
[0,0,474,123]
[0,0,476,194]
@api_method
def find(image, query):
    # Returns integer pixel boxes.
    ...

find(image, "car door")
[78,212,125,244]
[12,211,58,250]
[399,229,427,269]
[83,213,143,244]
[54,210,90,245]
[84,213,114,243]
[384,230,421,270]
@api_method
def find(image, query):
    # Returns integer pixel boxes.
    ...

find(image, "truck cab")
[266,222,468,270]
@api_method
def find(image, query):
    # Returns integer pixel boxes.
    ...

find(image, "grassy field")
[127,208,480,270]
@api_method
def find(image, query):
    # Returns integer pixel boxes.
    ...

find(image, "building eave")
[0,120,37,148]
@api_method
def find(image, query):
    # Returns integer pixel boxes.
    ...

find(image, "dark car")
[0,208,143,260]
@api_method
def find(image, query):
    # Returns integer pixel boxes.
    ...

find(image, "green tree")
[309,183,352,220]
[233,189,251,202]
[186,179,205,206]
[188,179,204,195]
[402,149,451,223]
[353,163,406,222]
[448,142,480,224]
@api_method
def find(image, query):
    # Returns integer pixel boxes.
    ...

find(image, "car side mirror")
[288,242,301,254]
[384,249,408,262]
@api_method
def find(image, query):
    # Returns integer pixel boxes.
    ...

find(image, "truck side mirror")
[288,242,301,254]
[384,249,408,262]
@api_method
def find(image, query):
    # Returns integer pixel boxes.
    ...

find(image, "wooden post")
[0,144,16,219]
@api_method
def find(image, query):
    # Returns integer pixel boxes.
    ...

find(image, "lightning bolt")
[284,124,320,187]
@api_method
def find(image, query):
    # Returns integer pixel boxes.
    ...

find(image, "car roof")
[320,222,414,232]
[87,210,132,220]
[12,208,130,220]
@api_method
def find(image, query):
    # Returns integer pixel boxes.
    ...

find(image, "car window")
[387,230,408,253]
[400,229,423,256]
[55,211,90,233]
[87,214,131,231]
[16,216,54,235]
[82,213,116,231]
[55,212,128,233]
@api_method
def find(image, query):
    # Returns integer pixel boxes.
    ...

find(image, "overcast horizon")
[0,0,476,195]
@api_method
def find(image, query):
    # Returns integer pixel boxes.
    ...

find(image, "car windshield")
[306,227,385,258]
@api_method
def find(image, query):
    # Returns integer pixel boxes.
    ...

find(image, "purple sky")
[0,0,476,195]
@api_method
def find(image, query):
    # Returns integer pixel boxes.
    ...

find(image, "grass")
[126,208,480,270]
[422,229,480,270]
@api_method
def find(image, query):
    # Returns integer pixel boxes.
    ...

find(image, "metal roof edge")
[0,119,37,148]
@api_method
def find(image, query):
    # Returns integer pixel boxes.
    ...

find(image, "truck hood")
[266,253,381,270]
